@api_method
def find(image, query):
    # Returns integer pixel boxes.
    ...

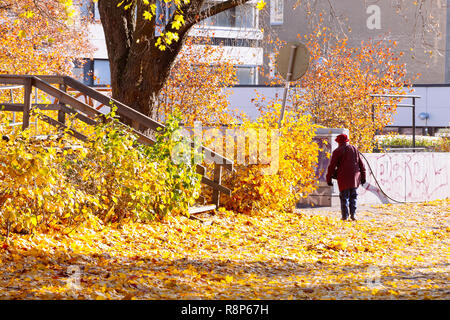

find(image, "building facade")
[261,0,449,85]
[75,0,264,86]
[76,0,450,86]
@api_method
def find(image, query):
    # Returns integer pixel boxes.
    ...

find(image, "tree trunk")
[109,48,185,129]
[97,0,251,124]
[111,57,162,119]
[98,0,186,124]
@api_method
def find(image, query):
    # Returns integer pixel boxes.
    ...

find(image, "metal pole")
[412,97,416,152]
[371,103,377,152]
[279,81,290,128]
[278,44,298,128]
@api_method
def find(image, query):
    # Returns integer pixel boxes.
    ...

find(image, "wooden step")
[31,134,61,140]
[0,74,234,211]
[188,204,217,215]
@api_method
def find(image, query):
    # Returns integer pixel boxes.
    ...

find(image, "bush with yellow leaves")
[0,116,100,237]
[220,104,319,214]
[434,137,450,152]
[75,111,202,223]
[0,110,201,237]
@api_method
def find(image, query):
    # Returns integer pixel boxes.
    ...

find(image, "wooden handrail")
[62,76,233,170]
[39,115,89,142]
[0,75,27,85]
[1,103,62,111]
[33,77,103,119]
[0,74,233,208]
[10,75,233,169]
[63,76,166,132]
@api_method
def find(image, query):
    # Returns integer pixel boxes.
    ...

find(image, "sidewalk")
[296,200,450,232]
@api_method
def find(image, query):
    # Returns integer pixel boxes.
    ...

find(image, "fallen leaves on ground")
[0,199,448,299]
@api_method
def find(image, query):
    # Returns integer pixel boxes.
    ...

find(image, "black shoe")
[350,215,357,221]
[341,217,348,221]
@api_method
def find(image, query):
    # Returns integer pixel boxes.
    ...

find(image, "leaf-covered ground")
[0,199,448,299]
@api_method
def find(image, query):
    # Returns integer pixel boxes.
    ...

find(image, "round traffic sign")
[276,42,310,81]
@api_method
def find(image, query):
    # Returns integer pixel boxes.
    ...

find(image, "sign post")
[276,42,310,128]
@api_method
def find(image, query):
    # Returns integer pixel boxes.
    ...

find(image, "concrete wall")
[359,152,450,204]
[397,86,450,128]
[226,85,450,129]
[300,128,450,206]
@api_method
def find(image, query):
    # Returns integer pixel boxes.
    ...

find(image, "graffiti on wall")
[309,132,448,205]
[358,153,449,204]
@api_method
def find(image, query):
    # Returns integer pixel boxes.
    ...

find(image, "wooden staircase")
[0,74,233,214]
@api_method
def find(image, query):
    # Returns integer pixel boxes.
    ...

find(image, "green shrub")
[74,110,202,222]
[375,134,448,151]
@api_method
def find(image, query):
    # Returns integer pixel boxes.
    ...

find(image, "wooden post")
[58,84,67,125]
[212,163,222,207]
[22,77,32,130]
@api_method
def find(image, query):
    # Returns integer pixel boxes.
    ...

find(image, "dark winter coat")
[326,143,366,192]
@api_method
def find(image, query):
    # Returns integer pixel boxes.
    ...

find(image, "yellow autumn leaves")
[156,37,238,126]
[270,23,411,152]
[256,1,267,10]
[0,0,91,76]
[0,199,448,299]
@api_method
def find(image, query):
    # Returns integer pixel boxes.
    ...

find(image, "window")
[78,0,91,18]
[76,59,111,86]
[203,4,257,29]
[236,5,256,28]
[93,1,100,20]
[72,59,94,86]
[93,60,111,86]
[268,53,276,78]
[155,0,176,35]
[236,66,257,85]
[270,0,283,25]
[78,0,100,21]
[72,60,86,82]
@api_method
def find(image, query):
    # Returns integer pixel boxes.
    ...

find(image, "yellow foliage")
[0,0,91,76]
[220,104,320,214]
[0,113,101,236]
[0,199,447,299]
[268,23,412,152]
[0,109,201,236]
[155,37,239,127]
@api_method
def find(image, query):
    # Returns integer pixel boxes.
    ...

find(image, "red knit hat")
[335,134,349,143]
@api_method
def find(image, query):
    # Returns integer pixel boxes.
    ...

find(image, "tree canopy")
[96,0,265,119]
[0,0,91,75]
